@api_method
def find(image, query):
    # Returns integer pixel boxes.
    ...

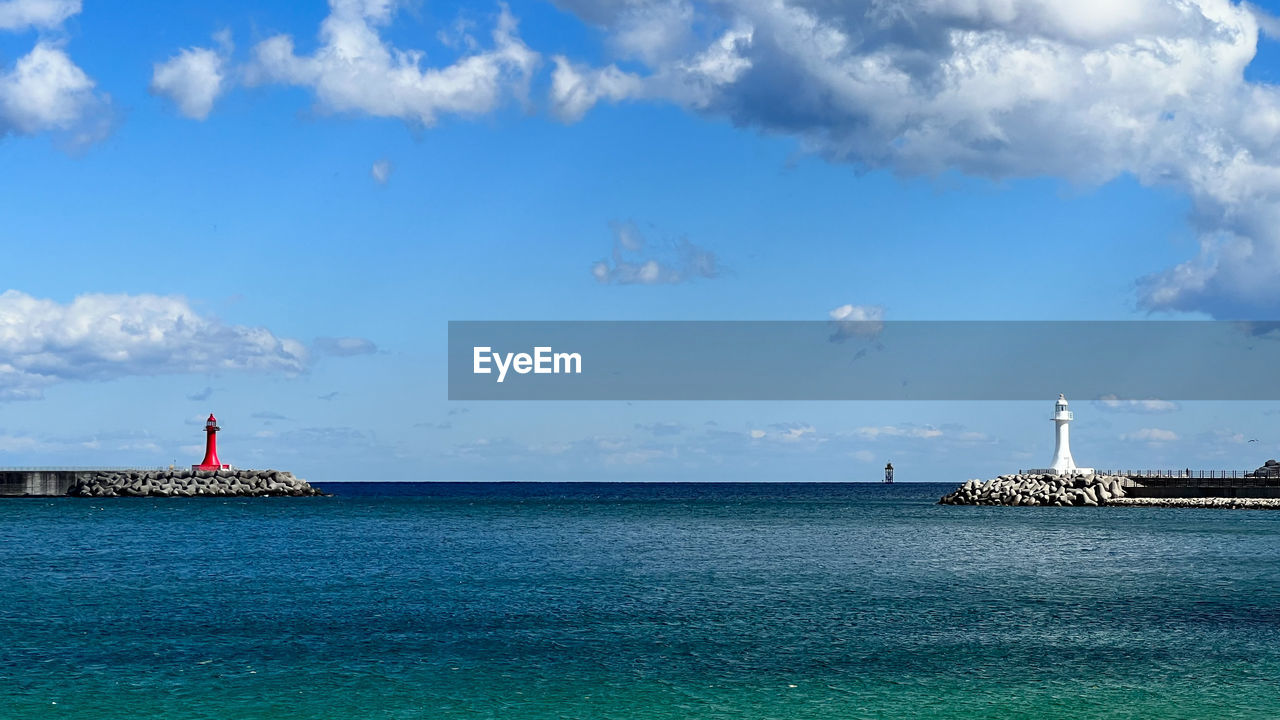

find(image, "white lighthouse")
[1049,394,1075,474]
[1047,394,1093,476]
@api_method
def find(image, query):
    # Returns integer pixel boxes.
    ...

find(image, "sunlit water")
[3,482,1279,719]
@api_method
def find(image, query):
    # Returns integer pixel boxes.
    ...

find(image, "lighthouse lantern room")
[193,413,232,471]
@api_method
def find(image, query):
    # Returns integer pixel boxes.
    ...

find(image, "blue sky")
[4,0,1280,481]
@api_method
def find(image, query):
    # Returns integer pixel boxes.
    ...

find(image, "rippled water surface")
[3,482,1280,719]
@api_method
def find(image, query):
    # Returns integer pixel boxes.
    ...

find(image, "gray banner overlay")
[448,321,1280,400]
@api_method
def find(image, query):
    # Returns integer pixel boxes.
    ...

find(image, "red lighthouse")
[193,413,230,471]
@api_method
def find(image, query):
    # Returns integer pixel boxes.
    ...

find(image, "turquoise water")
[3,482,1280,719]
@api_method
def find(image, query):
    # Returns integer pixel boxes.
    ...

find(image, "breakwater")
[68,469,324,497]
[940,469,1280,509]
[939,473,1127,506]
[0,468,324,497]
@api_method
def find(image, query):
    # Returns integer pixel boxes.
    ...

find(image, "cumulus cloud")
[552,0,1280,317]
[150,30,232,120]
[314,336,378,356]
[0,2,109,145]
[370,158,392,184]
[1,41,109,144]
[0,290,307,400]
[244,0,538,127]
[591,220,720,284]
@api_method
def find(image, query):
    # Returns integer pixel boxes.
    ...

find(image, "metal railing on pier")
[1094,469,1280,487]
[1095,469,1278,478]
[0,466,170,472]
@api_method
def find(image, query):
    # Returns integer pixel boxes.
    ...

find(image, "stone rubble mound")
[939,473,1127,507]
[1108,496,1280,509]
[68,469,326,498]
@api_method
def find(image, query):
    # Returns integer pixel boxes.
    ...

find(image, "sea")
[3,481,1280,719]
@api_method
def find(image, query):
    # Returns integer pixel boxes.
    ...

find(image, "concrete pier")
[1,469,99,497]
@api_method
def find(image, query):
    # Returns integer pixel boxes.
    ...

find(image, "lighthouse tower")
[1049,394,1080,475]
[193,413,230,471]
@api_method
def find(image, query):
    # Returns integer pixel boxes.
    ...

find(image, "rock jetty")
[67,469,325,498]
[939,473,1127,506]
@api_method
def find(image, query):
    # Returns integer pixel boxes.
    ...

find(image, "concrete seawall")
[1,469,323,497]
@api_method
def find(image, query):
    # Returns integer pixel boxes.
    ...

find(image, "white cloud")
[828,303,885,341]
[314,336,378,356]
[550,56,644,121]
[245,0,538,127]
[828,304,882,322]
[0,0,79,31]
[0,41,108,143]
[747,423,819,442]
[855,425,944,440]
[0,290,308,400]
[552,0,1280,317]
[370,158,392,184]
[0,2,108,145]
[1121,427,1180,443]
[591,220,720,285]
[150,31,232,120]
[1095,395,1180,413]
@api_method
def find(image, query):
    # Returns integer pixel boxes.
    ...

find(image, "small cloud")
[1204,429,1247,445]
[1121,428,1179,443]
[591,220,719,285]
[317,391,339,401]
[852,450,875,462]
[766,422,817,442]
[314,336,377,357]
[371,159,392,185]
[749,429,766,439]
[186,386,214,401]
[635,421,684,436]
[828,304,885,342]
[855,425,944,440]
[1095,395,1180,414]
[150,30,232,120]
[251,411,289,421]
[447,407,470,416]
